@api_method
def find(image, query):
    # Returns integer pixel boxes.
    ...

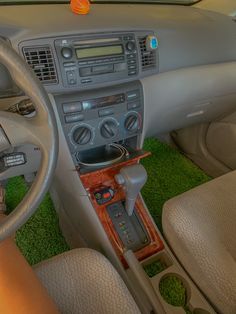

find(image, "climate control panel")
[55,81,143,165]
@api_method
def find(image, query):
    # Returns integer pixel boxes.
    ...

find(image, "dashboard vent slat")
[138,37,157,71]
[23,46,58,84]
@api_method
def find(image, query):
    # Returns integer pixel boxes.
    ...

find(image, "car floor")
[5,137,211,309]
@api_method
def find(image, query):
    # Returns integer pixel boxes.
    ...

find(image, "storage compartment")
[77,143,147,173]
[143,251,173,277]
[141,250,215,314]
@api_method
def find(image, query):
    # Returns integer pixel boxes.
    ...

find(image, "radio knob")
[125,113,140,132]
[126,41,135,52]
[61,47,73,59]
[73,126,92,145]
[100,120,118,139]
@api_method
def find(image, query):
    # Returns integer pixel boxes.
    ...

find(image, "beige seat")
[163,171,236,314]
[34,248,140,314]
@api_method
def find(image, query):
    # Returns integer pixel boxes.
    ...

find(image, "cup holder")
[159,273,192,312]
[76,144,128,168]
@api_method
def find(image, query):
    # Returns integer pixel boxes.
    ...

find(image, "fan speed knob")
[73,126,92,145]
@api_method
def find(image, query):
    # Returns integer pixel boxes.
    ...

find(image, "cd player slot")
[92,64,114,74]
[73,37,121,45]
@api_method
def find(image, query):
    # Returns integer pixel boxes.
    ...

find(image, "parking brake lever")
[115,164,147,216]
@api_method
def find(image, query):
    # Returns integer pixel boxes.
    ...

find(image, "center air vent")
[138,37,157,71]
[23,46,58,84]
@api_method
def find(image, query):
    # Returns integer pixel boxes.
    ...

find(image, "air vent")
[23,46,58,84]
[138,37,157,71]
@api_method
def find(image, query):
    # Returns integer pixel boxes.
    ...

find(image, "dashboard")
[0,4,235,94]
[0,3,236,173]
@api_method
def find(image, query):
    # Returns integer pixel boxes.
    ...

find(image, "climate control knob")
[100,119,118,139]
[125,113,140,132]
[73,126,92,145]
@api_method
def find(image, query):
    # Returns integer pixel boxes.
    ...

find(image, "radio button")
[127,101,140,110]
[124,36,133,41]
[63,62,76,67]
[127,54,135,59]
[81,78,92,84]
[80,67,92,77]
[128,70,137,76]
[128,59,136,65]
[66,70,77,85]
[65,114,84,123]
[127,90,140,101]
[99,109,114,117]
[114,63,126,72]
[78,61,88,66]
[63,102,82,114]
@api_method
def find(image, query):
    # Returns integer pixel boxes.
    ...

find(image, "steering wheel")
[0,38,58,241]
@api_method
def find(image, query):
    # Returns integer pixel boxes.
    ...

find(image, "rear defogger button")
[63,102,82,114]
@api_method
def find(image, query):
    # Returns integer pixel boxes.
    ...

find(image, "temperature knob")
[125,113,140,132]
[73,126,92,145]
[100,120,118,139]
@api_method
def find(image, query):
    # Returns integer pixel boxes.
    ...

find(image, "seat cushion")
[163,170,236,314]
[34,248,140,314]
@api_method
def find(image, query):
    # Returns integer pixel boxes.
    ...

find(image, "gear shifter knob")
[115,164,147,216]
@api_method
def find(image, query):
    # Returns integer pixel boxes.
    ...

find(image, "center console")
[47,32,214,314]
[55,81,143,169]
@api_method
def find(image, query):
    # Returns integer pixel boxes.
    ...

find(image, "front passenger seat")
[34,248,140,314]
[163,171,236,314]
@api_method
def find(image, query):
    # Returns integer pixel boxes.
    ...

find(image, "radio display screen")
[82,94,125,111]
[75,45,123,59]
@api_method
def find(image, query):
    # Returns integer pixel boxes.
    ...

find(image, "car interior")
[0,0,235,313]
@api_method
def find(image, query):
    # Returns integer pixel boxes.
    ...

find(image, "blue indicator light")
[151,38,158,49]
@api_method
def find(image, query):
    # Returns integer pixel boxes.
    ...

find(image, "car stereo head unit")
[55,33,138,88]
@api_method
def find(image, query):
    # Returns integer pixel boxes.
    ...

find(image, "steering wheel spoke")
[0,111,50,151]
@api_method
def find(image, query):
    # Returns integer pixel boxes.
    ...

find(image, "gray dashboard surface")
[0,3,235,78]
[0,3,235,140]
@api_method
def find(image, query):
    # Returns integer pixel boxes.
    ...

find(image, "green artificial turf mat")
[3,138,211,307]
[5,176,69,265]
[141,138,211,230]
[143,259,167,277]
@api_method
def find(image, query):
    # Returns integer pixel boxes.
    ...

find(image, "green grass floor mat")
[4,138,211,307]
[5,176,69,265]
[141,138,211,230]
[4,138,211,265]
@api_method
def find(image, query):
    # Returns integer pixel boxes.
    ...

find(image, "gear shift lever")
[115,164,147,216]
